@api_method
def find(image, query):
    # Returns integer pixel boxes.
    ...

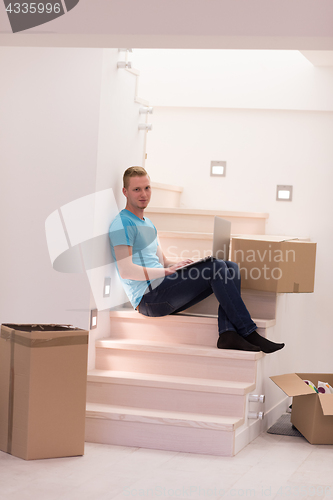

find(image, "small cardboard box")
[231,235,317,293]
[0,324,89,460]
[270,373,333,445]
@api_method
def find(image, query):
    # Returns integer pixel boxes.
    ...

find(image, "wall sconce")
[117,61,132,69]
[103,277,111,298]
[248,411,264,420]
[117,48,132,69]
[138,123,153,131]
[276,185,293,201]
[248,394,265,403]
[90,309,98,329]
[139,107,154,114]
[211,161,226,177]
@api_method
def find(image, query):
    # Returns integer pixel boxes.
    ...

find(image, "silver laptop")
[175,217,231,270]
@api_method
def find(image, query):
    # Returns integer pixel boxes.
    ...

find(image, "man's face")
[123,175,151,211]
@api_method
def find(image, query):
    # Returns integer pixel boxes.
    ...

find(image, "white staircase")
[85,182,286,456]
[85,323,264,455]
[145,206,268,234]
[149,181,183,208]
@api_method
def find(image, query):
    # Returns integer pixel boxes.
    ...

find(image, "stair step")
[85,402,243,456]
[95,339,262,383]
[150,182,183,208]
[96,338,262,359]
[109,309,275,347]
[158,230,213,259]
[87,370,255,417]
[86,402,243,430]
[87,369,254,395]
[145,207,268,234]
[181,289,277,321]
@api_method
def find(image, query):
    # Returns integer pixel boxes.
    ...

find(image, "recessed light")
[276,185,293,201]
[211,161,226,177]
[90,309,98,329]
[103,277,111,298]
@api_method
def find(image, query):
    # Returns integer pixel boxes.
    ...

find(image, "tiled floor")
[1,434,332,500]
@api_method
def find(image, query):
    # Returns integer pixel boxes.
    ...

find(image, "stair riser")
[86,382,245,417]
[146,213,266,234]
[85,418,235,456]
[109,317,267,346]
[150,189,181,208]
[110,317,218,346]
[159,235,212,259]
[95,349,257,383]
[182,291,276,321]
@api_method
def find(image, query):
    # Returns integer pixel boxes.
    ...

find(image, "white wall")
[87,50,148,370]
[133,49,333,111]
[146,107,333,221]
[145,106,333,372]
[0,47,103,330]
[0,47,148,370]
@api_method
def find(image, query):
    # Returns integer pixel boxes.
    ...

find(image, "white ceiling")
[300,51,333,66]
[1,0,333,50]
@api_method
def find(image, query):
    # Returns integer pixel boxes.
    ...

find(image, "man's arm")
[114,245,179,281]
[156,238,193,268]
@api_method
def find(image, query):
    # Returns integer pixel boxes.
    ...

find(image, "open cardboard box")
[270,373,333,444]
[231,236,316,293]
[0,324,89,460]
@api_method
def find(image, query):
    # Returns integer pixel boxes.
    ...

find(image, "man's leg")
[203,260,261,351]
[211,260,284,353]
[139,259,256,343]
[138,259,284,352]
[216,261,242,335]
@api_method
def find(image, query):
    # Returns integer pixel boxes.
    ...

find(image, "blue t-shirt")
[109,209,164,308]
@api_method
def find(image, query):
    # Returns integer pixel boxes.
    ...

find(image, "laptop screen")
[212,217,231,261]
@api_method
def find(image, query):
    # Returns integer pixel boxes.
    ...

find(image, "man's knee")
[211,259,228,280]
[213,260,239,282]
[226,261,240,279]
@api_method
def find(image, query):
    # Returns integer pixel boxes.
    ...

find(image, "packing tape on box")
[0,330,88,348]
[1,325,88,455]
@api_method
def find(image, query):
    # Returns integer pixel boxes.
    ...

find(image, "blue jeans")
[138,259,257,338]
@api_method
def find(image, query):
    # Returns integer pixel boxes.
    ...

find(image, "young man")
[109,166,285,353]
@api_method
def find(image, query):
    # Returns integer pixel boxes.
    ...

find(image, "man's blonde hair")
[123,166,149,189]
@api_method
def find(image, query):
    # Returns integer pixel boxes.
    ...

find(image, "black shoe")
[217,331,260,352]
[246,331,285,353]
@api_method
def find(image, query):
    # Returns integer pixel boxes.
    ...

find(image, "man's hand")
[175,259,194,268]
[164,259,194,275]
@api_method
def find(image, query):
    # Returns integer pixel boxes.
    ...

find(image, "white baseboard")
[234,396,289,455]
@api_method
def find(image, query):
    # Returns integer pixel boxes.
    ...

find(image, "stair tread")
[145,207,269,219]
[96,338,263,360]
[151,181,183,193]
[159,230,213,239]
[109,309,275,329]
[87,369,255,394]
[86,402,244,430]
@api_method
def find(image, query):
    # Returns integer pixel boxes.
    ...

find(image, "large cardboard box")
[0,324,89,460]
[231,235,316,293]
[271,373,333,445]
